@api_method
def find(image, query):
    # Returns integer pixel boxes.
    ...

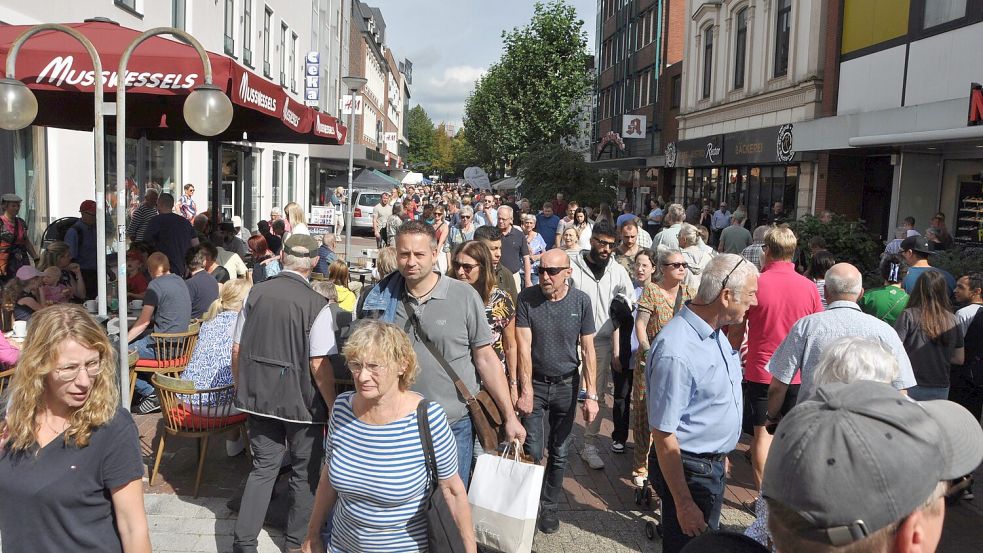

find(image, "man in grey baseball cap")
[763,380,983,552]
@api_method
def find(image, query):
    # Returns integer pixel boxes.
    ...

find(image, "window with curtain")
[774,0,791,77]
[243,0,253,66]
[290,32,298,92]
[734,8,748,89]
[263,7,272,77]
[702,27,713,99]
[280,23,287,85]
[224,0,235,56]
[287,154,297,204]
[923,0,966,28]
[272,152,283,209]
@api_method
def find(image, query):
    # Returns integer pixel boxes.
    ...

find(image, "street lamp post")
[341,76,367,264]
[115,28,232,406]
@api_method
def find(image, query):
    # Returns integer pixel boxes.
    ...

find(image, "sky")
[368,0,597,129]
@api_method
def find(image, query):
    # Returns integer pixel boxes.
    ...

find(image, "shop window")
[923,0,966,28]
[734,8,748,89]
[670,75,681,109]
[774,0,791,78]
[0,128,46,247]
[224,0,235,56]
[106,136,181,235]
[272,152,283,209]
[702,27,713,99]
[287,154,297,204]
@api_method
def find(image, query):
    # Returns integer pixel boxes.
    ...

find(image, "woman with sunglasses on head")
[0,304,151,553]
[521,213,548,286]
[449,241,518,407]
[630,248,694,489]
[448,206,477,252]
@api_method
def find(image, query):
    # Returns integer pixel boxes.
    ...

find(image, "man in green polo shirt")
[859,255,909,326]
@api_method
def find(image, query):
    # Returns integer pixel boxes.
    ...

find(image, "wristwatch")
[584,393,599,401]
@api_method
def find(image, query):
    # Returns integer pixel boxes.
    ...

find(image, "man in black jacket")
[231,234,337,553]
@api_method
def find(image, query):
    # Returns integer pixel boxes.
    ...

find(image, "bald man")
[515,248,598,534]
[766,263,917,419]
[497,205,532,289]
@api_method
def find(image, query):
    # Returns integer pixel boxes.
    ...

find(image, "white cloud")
[428,65,487,89]
[410,65,487,127]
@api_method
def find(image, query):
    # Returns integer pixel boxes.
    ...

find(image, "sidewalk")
[128,390,983,553]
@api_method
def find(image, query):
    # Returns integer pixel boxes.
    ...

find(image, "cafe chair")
[129,322,201,402]
[0,366,15,398]
[150,374,248,498]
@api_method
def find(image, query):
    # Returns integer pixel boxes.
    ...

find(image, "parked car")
[351,189,386,234]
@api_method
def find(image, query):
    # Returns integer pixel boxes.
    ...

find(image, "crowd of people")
[1,179,982,553]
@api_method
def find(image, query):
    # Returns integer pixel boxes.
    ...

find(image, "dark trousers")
[522,373,579,508]
[611,363,633,444]
[81,268,97,300]
[649,449,727,553]
[233,414,324,553]
[950,367,983,423]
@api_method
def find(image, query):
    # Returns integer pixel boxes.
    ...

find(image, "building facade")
[1,0,408,246]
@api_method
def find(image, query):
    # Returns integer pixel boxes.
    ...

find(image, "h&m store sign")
[970,82,983,126]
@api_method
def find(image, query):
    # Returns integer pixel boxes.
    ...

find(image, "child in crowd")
[126,250,149,299]
[39,266,72,305]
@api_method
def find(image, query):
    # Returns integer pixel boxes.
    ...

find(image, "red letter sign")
[970,83,983,126]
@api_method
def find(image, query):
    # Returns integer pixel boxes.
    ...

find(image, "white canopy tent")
[401,171,424,185]
[491,176,523,191]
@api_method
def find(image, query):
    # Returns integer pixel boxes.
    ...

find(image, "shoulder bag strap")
[402,298,478,405]
[672,286,684,315]
[416,399,439,497]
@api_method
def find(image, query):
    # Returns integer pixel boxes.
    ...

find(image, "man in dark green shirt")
[475,225,518,304]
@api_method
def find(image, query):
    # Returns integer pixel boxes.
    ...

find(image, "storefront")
[0,127,46,245]
[666,125,807,229]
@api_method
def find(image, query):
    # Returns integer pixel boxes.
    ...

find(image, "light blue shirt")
[711,209,732,231]
[646,306,743,454]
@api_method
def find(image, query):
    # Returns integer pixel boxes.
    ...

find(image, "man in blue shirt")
[535,202,560,248]
[646,253,760,553]
[900,235,956,294]
[710,202,732,247]
[65,200,99,299]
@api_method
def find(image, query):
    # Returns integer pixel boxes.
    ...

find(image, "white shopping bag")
[467,444,545,553]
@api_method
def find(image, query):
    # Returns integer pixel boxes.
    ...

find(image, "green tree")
[517,143,614,209]
[451,131,479,177]
[432,124,455,177]
[406,105,435,171]
[464,0,592,171]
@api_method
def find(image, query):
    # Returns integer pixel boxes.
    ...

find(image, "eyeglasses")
[453,261,480,273]
[947,475,973,499]
[348,361,385,376]
[460,215,472,219]
[53,359,103,381]
[592,237,617,249]
[538,266,568,276]
[663,262,689,269]
[721,257,746,291]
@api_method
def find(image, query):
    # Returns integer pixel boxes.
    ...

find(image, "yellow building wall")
[842,0,910,54]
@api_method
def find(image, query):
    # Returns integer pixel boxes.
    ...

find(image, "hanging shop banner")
[305,51,320,106]
[667,135,724,168]
[969,82,983,126]
[724,124,797,165]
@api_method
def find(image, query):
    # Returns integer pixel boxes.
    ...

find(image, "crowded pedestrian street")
[3,1,983,553]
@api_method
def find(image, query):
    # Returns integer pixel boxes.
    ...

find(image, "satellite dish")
[463,166,490,190]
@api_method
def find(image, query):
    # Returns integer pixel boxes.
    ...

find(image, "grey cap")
[282,234,320,258]
[762,380,983,546]
[1,194,22,203]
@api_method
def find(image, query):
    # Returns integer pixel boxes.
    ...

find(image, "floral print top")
[179,310,237,406]
[484,286,515,372]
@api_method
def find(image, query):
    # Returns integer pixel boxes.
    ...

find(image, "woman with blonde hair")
[327,259,356,312]
[0,304,151,552]
[284,202,309,236]
[303,321,475,553]
[38,240,86,301]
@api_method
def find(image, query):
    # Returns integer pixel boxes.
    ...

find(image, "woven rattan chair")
[0,366,14,398]
[129,322,200,401]
[150,374,248,497]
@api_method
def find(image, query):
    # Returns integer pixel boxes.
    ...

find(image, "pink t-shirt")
[744,261,823,384]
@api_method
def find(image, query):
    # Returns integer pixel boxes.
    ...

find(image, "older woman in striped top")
[302,320,475,553]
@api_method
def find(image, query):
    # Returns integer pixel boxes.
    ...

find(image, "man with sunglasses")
[516,249,598,534]
[763,380,983,553]
[569,220,635,470]
[646,254,759,553]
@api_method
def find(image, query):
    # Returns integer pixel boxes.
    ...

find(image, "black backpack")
[965,309,983,386]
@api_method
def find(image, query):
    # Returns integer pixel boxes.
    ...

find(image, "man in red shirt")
[736,225,822,495]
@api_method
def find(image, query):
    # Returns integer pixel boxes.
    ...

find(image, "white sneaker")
[581,444,605,470]
[225,434,246,457]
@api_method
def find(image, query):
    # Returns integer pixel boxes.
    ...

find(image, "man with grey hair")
[646,253,759,552]
[653,203,686,250]
[232,233,337,553]
[497,205,532,288]
[718,211,752,254]
[740,225,770,270]
[766,262,917,420]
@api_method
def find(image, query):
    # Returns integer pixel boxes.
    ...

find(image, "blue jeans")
[908,385,950,401]
[650,450,727,553]
[521,374,578,508]
[130,335,155,397]
[450,415,474,488]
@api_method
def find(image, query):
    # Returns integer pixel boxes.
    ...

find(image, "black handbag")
[416,400,468,553]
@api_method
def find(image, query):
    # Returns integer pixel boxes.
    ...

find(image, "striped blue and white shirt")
[326,392,458,552]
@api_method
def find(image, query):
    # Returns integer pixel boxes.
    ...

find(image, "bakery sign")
[969,82,983,126]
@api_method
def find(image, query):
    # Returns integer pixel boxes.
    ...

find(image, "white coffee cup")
[84,300,97,313]
[12,320,27,338]
[129,299,143,310]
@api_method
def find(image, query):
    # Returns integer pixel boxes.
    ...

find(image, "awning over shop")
[0,19,345,145]
[321,168,399,190]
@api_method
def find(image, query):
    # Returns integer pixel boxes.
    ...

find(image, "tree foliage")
[432,124,455,176]
[406,105,435,171]
[789,214,883,282]
[463,0,592,172]
[517,144,614,209]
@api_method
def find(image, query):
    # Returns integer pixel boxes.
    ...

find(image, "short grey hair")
[732,211,746,223]
[813,337,899,389]
[521,213,536,224]
[678,223,699,248]
[282,252,318,272]
[654,247,683,280]
[497,205,514,218]
[894,226,907,239]
[694,253,759,304]
[752,225,770,242]
[665,203,686,225]
[824,267,862,297]
[459,205,474,217]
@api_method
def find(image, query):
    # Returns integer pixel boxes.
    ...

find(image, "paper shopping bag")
[467,448,545,553]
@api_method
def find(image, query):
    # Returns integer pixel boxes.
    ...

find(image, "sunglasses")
[538,266,568,276]
[663,262,689,269]
[460,215,472,219]
[592,237,617,248]
[453,261,479,272]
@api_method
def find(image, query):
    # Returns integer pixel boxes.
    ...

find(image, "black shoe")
[136,393,160,414]
[538,507,560,534]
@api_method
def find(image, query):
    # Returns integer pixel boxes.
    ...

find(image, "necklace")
[408,275,440,301]
[40,413,69,436]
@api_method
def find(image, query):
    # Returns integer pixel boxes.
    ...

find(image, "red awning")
[0,19,345,144]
